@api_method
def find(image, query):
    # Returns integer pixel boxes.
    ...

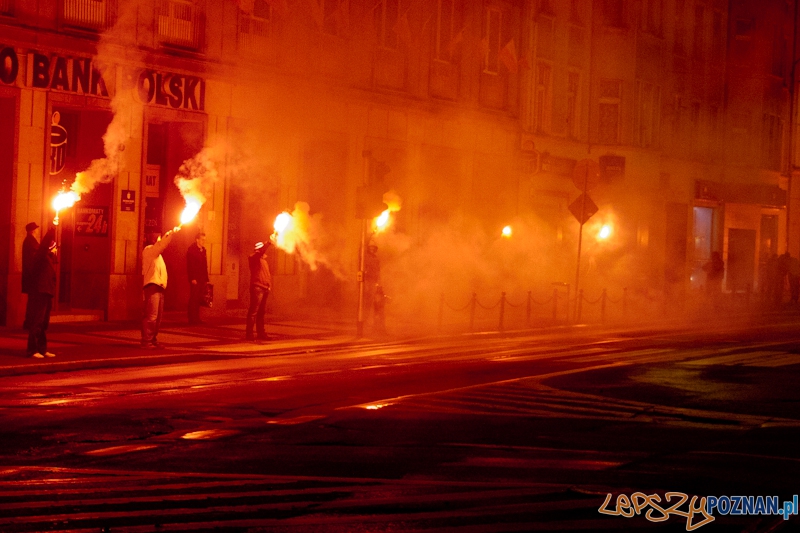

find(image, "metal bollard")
[577,289,583,323]
[469,293,477,332]
[623,287,628,317]
[438,293,444,331]
[601,288,607,322]
[552,288,558,321]
[565,284,571,323]
[526,291,532,327]
[499,292,506,332]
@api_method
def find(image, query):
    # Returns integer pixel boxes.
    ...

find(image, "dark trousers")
[188,282,204,324]
[23,293,34,330]
[26,293,52,356]
[141,284,164,345]
[246,286,269,339]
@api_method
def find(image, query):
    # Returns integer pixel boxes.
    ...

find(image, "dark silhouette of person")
[141,227,180,348]
[26,226,57,359]
[776,252,790,306]
[247,240,272,341]
[703,251,725,309]
[21,222,40,330]
[186,231,209,324]
[789,254,800,304]
[363,243,385,335]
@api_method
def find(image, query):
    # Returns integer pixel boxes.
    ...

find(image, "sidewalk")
[0,310,360,375]
[3,302,800,377]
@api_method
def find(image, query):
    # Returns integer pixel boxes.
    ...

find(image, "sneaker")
[44,352,56,358]
[140,343,155,349]
[151,341,162,348]
[30,353,44,359]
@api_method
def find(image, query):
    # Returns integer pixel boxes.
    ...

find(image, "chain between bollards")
[601,288,607,322]
[438,293,444,332]
[469,293,477,332]
[499,292,506,332]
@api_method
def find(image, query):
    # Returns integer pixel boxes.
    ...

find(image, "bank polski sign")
[0,45,205,111]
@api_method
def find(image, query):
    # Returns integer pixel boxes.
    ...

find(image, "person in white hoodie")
[141,227,180,348]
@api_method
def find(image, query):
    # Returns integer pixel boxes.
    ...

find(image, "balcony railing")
[238,14,270,54]
[62,0,109,30]
[157,0,202,49]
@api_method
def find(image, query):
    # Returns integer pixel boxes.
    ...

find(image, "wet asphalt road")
[0,320,799,532]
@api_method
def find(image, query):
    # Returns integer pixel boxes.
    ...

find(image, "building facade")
[0,0,797,327]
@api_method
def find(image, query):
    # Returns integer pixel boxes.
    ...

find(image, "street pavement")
[2,305,800,531]
[2,302,799,374]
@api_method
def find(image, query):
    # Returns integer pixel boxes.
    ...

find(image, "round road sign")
[572,159,601,192]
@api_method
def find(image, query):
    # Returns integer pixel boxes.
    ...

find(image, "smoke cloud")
[71,2,140,195]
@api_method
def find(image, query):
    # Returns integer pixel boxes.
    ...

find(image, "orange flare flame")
[180,196,202,226]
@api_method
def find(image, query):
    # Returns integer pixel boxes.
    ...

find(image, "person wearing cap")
[363,242,385,335]
[21,222,40,330]
[141,227,180,348]
[186,231,209,324]
[246,240,272,341]
[26,226,57,359]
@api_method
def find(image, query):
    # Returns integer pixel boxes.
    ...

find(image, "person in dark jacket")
[246,240,272,341]
[363,243,385,334]
[27,226,57,359]
[21,222,40,330]
[186,231,209,324]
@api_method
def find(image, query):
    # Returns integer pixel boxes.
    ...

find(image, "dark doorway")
[664,203,688,294]
[50,107,113,312]
[728,228,756,292]
[160,121,205,313]
[0,96,14,325]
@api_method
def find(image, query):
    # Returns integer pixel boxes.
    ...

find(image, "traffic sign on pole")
[569,193,598,225]
[571,159,601,192]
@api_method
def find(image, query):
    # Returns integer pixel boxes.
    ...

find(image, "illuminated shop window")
[62,0,110,30]
[157,0,202,49]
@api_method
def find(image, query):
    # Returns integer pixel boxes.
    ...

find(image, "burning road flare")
[52,189,81,225]
[372,190,402,233]
[179,195,203,226]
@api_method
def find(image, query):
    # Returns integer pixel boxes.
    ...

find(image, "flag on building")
[447,26,464,56]
[499,39,518,74]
